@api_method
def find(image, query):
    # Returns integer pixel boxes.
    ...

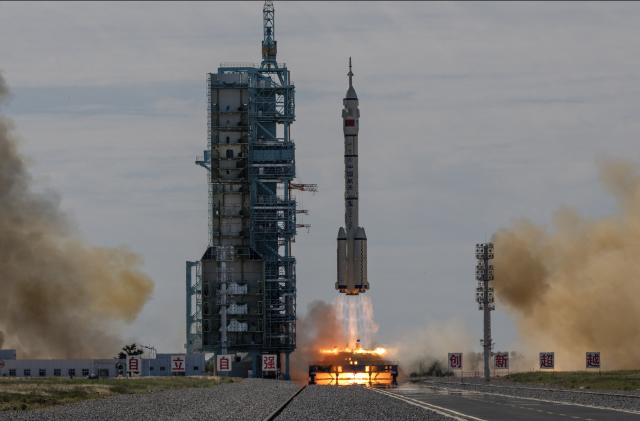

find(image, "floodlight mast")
[476,243,494,382]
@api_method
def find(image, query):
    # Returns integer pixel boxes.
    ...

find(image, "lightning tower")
[476,243,495,382]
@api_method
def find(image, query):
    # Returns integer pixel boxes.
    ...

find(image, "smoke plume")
[291,300,347,381]
[0,73,153,358]
[493,159,640,370]
[397,319,477,375]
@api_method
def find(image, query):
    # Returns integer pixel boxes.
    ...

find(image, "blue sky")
[1,1,639,353]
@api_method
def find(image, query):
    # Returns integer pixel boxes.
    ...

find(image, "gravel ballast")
[423,377,640,413]
[275,385,448,421]
[0,379,299,421]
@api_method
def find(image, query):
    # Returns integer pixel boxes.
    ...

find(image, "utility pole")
[475,243,495,382]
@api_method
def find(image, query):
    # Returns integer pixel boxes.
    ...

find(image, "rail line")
[262,384,307,421]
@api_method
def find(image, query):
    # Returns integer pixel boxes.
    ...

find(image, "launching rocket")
[336,58,369,295]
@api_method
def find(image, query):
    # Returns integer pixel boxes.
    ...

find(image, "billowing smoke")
[0,73,153,358]
[396,319,476,375]
[493,159,640,370]
[291,300,347,381]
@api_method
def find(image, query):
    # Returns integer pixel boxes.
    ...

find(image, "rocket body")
[336,59,369,295]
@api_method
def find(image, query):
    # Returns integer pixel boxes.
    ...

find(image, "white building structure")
[0,350,205,378]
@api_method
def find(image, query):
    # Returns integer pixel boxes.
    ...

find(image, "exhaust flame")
[335,294,378,348]
[320,346,387,356]
[0,73,153,358]
[293,299,396,386]
[308,297,396,387]
[312,343,397,387]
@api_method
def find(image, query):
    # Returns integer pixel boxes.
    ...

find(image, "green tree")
[117,343,144,360]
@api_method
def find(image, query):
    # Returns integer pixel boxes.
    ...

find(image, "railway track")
[262,384,307,421]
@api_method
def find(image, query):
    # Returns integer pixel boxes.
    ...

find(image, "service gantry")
[186,0,300,379]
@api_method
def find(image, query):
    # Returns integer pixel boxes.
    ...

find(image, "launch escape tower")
[186,1,303,379]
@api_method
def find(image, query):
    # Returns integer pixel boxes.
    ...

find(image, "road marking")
[460,396,575,420]
[422,379,640,400]
[370,388,489,421]
[389,386,597,421]
[423,383,640,416]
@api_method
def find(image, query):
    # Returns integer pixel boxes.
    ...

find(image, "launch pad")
[308,344,398,387]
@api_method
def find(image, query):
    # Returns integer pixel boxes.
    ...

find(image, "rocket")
[336,58,369,295]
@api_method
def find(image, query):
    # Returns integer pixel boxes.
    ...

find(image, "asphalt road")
[378,383,640,421]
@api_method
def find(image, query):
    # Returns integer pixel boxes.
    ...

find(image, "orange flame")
[320,346,387,356]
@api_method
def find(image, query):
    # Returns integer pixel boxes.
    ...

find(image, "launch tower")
[186,1,298,379]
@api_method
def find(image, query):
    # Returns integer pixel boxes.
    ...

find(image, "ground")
[3,374,640,420]
[0,376,231,411]
[505,371,640,391]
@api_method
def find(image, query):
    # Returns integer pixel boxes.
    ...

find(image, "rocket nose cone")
[345,86,358,100]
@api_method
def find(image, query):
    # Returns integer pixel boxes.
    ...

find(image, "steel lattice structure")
[186,1,298,379]
[476,243,495,382]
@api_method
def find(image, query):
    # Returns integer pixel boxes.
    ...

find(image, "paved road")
[376,383,640,420]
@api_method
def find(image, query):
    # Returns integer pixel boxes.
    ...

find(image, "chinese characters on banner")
[126,356,141,376]
[494,352,509,370]
[448,353,463,370]
[539,352,555,369]
[586,352,601,369]
[171,355,186,373]
[216,355,233,373]
[262,354,277,372]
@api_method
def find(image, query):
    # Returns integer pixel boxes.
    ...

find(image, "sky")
[1,1,640,354]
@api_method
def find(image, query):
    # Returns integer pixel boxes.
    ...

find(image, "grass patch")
[0,376,234,411]
[505,371,640,391]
